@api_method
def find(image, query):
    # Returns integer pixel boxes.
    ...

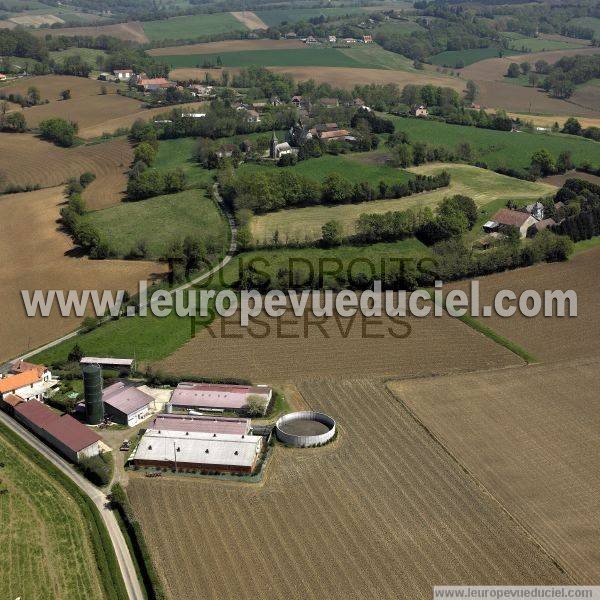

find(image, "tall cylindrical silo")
[82,363,104,425]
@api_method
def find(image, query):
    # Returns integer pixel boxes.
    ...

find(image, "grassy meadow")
[389,116,600,171]
[142,13,245,41]
[250,163,555,243]
[154,137,213,188]
[84,189,229,258]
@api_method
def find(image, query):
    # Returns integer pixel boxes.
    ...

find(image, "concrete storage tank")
[82,363,104,425]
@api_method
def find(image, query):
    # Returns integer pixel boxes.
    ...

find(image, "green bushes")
[127,167,187,200]
[79,453,113,487]
[38,117,78,147]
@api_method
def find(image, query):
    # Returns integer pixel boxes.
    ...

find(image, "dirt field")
[390,357,600,583]
[156,302,520,383]
[128,378,569,600]
[453,247,600,363]
[0,186,165,362]
[1,75,108,103]
[230,10,268,30]
[542,170,600,187]
[31,21,149,43]
[9,14,64,27]
[0,134,133,194]
[148,39,305,56]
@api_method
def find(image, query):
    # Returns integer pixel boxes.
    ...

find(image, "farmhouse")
[328,35,337,43]
[169,382,272,415]
[362,35,373,43]
[80,357,134,373]
[14,400,101,463]
[319,97,339,108]
[412,105,429,117]
[189,84,214,97]
[485,208,537,238]
[138,77,171,91]
[0,364,55,401]
[246,109,261,123]
[149,414,251,436]
[304,36,319,45]
[130,429,264,474]
[529,218,557,235]
[113,69,133,81]
[102,381,153,427]
[525,201,545,220]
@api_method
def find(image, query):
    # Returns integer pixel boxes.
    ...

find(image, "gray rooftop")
[103,382,152,415]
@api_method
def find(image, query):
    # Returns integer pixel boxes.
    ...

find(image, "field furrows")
[128,379,569,600]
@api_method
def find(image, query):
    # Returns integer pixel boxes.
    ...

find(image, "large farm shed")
[169,382,272,414]
[14,400,101,463]
[148,414,250,436]
[80,356,134,372]
[131,429,264,474]
[102,381,153,427]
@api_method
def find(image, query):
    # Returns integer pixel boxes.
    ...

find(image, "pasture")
[504,34,587,53]
[389,116,600,170]
[128,378,568,599]
[142,13,246,42]
[30,21,149,43]
[83,189,229,259]
[250,164,555,243]
[452,246,600,363]
[0,425,106,600]
[391,357,600,583]
[429,47,513,68]
[0,134,133,193]
[154,137,213,188]
[0,186,165,362]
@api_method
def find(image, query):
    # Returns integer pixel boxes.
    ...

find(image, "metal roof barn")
[170,382,272,412]
[148,414,250,436]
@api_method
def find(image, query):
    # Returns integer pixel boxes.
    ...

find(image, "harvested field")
[230,11,268,30]
[507,112,600,129]
[0,74,108,102]
[31,21,149,43]
[128,379,569,600]
[390,357,600,583]
[9,14,64,27]
[156,301,521,383]
[0,186,165,362]
[0,424,106,600]
[541,170,600,188]
[453,247,600,363]
[147,38,305,56]
[0,134,133,194]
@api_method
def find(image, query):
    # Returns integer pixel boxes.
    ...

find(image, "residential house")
[362,35,373,43]
[291,95,303,107]
[525,201,544,221]
[412,105,429,117]
[246,109,261,123]
[269,96,283,106]
[0,363,55,401]
[344,38,358,44]
[319,97,339,108]
[113,69,133,81]
[328,35,337,43]
[304,35,319,45]
[484,208,537,238]
[137,77,171,92]
[189,84,214,97]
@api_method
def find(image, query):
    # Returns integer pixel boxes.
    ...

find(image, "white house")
[113,69,133,81]
[412,105,429,117]
[0,362,55,401]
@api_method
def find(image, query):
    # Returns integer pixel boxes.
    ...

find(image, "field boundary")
[0,420,129,600]
[383,378,573,582]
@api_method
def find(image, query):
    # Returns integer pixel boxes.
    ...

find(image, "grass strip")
[0,421,129,600]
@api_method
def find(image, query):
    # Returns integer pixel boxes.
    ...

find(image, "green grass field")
[389,116,600,171]
[0,426,107,600]
[250,163,555,243]
[154,138,213,188]
[503,34,587,52]
[567,16,600,37]
[50,47,108,66]
[84,189,229,258]
[237,153,414,188]
[142,13,246,41]
[429,47,522,67]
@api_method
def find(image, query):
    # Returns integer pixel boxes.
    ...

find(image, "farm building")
[80,357,134,373]
[0,393,24,415]
[169,383,272,415]
[148,414,251,436]
[113,69,133,81]
[485,208,537,238]
[137,77,171,91]
[412,105,429,117]
[14,400,101,463]
[0,363,55,401]
[131,429,264,474]
[102,381,153,427]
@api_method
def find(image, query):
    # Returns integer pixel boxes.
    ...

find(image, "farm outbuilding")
[148,414,250,436]
[131,429,263,474]
[169,383,272,415]
[103,381,153,427]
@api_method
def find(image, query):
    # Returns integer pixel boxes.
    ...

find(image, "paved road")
[0,411,144,600]
[16,184,237,362]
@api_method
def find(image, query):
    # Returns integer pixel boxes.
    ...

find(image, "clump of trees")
[126,166,187,200]
[551,178,600,243]
[38,117,78,147]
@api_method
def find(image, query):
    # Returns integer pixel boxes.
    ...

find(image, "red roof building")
[170,383,272,414]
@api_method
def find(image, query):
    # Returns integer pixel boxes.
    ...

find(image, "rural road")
[0,410,145,600]
[17,183,237,362]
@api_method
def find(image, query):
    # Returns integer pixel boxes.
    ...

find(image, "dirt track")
[390,357,600,583]
[0,186,165,362]
[129,378,569,600]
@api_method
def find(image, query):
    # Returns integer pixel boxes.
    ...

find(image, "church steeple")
[270,130,278,159]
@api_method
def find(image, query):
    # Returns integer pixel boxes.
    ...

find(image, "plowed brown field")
[156,302,521,382]
[453,247,600,362]
[0,134,133,194]
[390,357,600,583]
[31,21,149,43]
[128,378,569,600]
[0,186,165,362]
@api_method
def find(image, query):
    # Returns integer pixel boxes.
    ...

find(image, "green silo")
[82,363,104,425]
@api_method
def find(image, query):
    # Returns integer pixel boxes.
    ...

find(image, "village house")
[319,97,339,108]
[362,35,373,43]
[246,109,261,123]
[291,95,303,107]
[0,361,55,401]
[525,201,545,221]
[328,35,337,43]
[412,105,429,117]
[344,38,358,44]
[113,69,133,81]
[188,84,214,97]
[137,77,171,92]
[304,35,319,45]
[484,208,537,239]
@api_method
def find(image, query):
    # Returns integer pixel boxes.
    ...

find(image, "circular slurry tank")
[275,411,336,448]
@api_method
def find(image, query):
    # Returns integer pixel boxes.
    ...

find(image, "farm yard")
[390,357,600,583]
[452,247,600,363]
[250,164,556,243]
[0,424,106,600]
[0,134,133,196]
[83,189,230,259]
[128,378,568,600]
[0,186,165,362]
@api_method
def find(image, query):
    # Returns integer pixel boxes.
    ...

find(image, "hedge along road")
[0,410,144,600]
[16,183,238,362]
